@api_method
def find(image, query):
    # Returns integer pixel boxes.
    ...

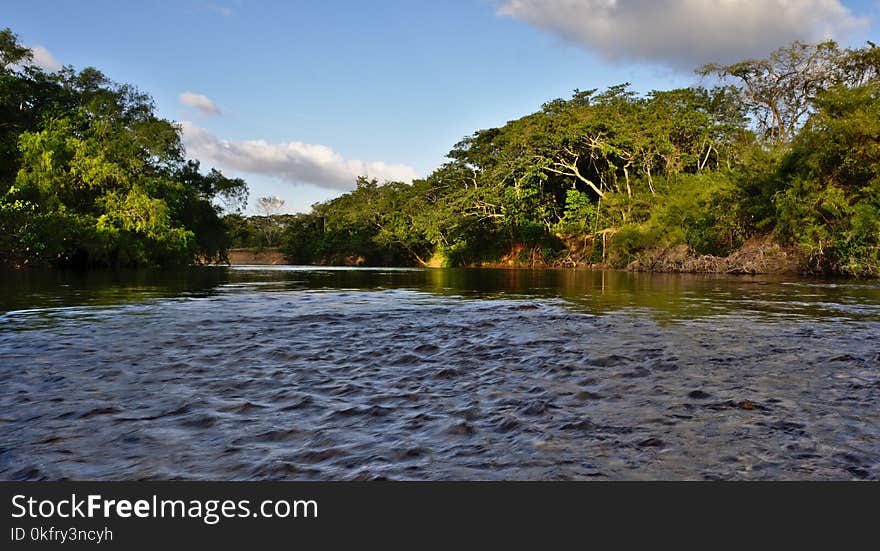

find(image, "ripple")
[1,270,879,481]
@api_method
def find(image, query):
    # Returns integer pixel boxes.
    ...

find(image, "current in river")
[1,266,878,480]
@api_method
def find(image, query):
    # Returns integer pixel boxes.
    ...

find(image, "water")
[1,266,878,480]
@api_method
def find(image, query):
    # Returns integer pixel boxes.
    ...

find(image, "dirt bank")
[469,234,806,274]
[624,235,804,275]
[218,237,805,274]
[225,248,287,265]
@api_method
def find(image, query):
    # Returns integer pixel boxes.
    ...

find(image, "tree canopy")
[1,28,247,268]
[227,40,879,276]
[3,27,878,277]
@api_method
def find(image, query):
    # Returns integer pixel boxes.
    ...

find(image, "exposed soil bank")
[226,248,287,265]
[218,237,858,277]
[217,249,370,267]
[625,235,805,275]
[472,234,807,275]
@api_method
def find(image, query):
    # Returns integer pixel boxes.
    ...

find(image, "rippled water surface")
[1,267,878,480]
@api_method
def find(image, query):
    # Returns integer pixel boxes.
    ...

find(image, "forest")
[0,28,247,268]
[2,27,879,276]
[233,40,880,276]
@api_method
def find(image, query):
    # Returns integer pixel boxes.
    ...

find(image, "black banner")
[0,482,874,548]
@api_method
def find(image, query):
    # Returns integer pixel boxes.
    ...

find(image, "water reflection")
[3,266,878,322]
[0,266,878,480]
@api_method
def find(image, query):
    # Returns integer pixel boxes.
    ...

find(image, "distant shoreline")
[225,248,288,265]
[217,241,828,277]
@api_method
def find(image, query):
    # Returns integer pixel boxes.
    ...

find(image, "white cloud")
[30,45,62,72]
[179,122,420,191]
[207,3,233,16]
[179,92,221,117]
[497,0,868,69]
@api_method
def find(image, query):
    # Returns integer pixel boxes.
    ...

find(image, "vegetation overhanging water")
[2,30,879,276]
[2,25,879,482]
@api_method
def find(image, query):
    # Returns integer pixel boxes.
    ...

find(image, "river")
[1,266,878,480]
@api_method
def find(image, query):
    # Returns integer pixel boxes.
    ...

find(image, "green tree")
[0,29,248,267]
[700,41,847,146]
[775,84,880,275]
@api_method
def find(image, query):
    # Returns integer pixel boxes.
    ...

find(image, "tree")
[0,28,32,68]
[0,29,248,267]
[254,196,286,247]
[256,196,285,216]
[775,83,880,275]
[699,41,845,146]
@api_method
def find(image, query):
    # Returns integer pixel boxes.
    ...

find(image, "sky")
[5,0,880,213]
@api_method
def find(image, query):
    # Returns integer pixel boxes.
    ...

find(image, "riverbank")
[218,235,869,278]
[622,235,805,275]
[223,240,813,277]
[225,248,287,265]
[471,234,807,275]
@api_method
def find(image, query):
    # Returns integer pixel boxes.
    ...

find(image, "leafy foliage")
[261,40,879,276]
[774,84,880,275]
[4,25,878,277]
[0,28,247,268]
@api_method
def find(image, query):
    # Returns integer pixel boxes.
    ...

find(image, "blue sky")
[5,0,880,213]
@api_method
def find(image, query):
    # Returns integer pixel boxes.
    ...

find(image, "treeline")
[4,28,878,275]
[239,40,879,276]
[0,29,248,268]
